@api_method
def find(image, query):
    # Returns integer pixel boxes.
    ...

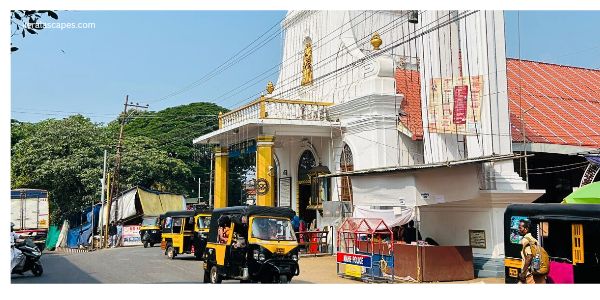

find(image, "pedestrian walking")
[518,219,546,284]
[109,221,117,248]
[116,221,123,247]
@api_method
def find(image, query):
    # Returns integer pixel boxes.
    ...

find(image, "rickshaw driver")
[268,221,279,239]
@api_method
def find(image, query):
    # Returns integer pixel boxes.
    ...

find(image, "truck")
[11,189,50,251]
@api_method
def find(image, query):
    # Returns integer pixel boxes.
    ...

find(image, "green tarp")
[563,182,600,204]
[45,225,60,250]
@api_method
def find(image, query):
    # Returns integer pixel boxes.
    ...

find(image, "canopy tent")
[110,188,138,222]
[563,182,600,204]
[353,205,415,227]
[97,186,185,231]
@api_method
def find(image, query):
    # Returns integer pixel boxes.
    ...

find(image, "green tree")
[11,115,109,223]
[123,102,251,202]
[10,10,59,53]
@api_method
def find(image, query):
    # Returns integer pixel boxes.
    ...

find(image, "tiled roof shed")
[395,68,424,140]
[506,58,600,148]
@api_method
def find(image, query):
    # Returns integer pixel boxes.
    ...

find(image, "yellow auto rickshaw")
[203,206,300,284]
[140,214,164,248]
[160,209,212,259]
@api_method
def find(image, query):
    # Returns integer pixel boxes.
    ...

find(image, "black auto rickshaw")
[160,209,212,259]
[140,214,164,248]
[504,203,600,283]
[203,206,300,284]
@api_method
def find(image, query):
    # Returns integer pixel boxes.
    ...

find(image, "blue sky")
[10,10,600,124]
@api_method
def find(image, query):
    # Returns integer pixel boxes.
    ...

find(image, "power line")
[147,11,294,104]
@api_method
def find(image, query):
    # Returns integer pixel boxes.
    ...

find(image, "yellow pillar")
[256,135,276,207]
[214,147,229,208]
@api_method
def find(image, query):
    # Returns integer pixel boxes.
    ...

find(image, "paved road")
[11,245,326,284]
[11,245,206,284]
[11,246,503,284]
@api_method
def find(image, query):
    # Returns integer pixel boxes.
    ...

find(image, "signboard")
[452,85,468,124]
[344,264,362,278]
[229,139,257,158]
[428,75,483,135]
[336,253,372,267]
[469,229,486,249]
[122,225,142,246]
[279,177,291,208]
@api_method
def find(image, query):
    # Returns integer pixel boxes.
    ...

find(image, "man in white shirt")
[11,222,25,272]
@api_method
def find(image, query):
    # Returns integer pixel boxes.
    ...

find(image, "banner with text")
[428,75,482,135]
[336,252,372,267]
[122,225,142,246]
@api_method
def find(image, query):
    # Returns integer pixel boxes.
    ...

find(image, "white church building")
[194,10,545,277]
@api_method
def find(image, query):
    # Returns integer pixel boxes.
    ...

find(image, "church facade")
[194,10,545,277]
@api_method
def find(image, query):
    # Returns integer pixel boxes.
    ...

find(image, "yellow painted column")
[256,135,276,207]
[214,147,229,208]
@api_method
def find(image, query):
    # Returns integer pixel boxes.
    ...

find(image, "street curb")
[54,247,89,254]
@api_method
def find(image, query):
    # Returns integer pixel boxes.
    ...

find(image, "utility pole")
[99,150,107,249]
[198,177,202,203]
[104,172,110,248]
[109,95,149,226]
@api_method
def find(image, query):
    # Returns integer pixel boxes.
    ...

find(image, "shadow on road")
[11,252,101,284]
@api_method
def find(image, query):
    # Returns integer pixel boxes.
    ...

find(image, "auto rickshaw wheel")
[203,266,211,283]
[279,274,288,284]
[150,243,155,247]
[210,265,222,284]
[143,241,149,248]
[166,245,176,259]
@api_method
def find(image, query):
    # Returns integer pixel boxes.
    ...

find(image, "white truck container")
[11,189,50,250]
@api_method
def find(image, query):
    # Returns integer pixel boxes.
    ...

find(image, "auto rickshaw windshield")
[142,217,159,227]
[197,216,211,229]
[251,217,296,241]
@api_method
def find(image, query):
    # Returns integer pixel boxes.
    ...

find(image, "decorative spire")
[266,81,274,94]
[371,32,382,50]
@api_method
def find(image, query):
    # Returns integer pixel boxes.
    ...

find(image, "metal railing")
[219,97,333,129]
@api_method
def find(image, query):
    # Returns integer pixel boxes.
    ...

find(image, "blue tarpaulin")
[67,223,92,248]
[78,223,93,247]
[70,205,101,229]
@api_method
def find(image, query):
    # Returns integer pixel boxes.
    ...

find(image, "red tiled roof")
[394,60,600,148]
[506,58,600,148]
[395,68,423,140]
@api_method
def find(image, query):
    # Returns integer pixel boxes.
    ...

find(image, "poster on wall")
[509,216,529,244]
[279,177,291,208]
[122,225,142,246]
[428,75,482,135]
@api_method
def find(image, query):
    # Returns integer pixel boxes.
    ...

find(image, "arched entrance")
[298,150,316,228]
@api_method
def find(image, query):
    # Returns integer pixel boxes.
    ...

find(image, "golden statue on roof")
[301,42,313,86]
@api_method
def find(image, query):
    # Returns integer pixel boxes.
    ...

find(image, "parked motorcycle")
[12,238,43,276]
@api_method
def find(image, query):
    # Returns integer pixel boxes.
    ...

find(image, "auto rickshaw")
[504,203,600,283]
[140,214,164,248]
[203,206,300,284]
[160,209,212,259]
